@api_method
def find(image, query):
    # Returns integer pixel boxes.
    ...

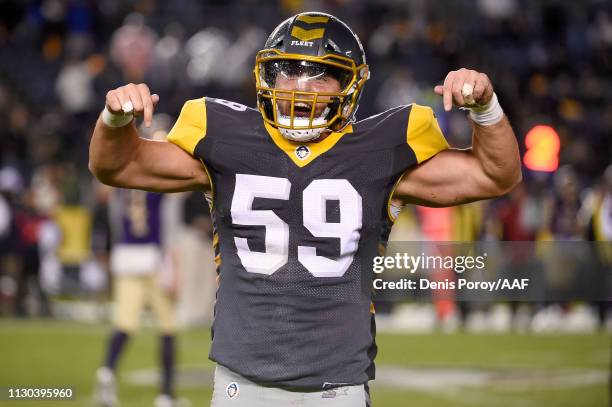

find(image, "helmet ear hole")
[360,66,370,80]
[272,36,284,48]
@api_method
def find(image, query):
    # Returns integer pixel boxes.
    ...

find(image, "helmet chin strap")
[276,106,330,142]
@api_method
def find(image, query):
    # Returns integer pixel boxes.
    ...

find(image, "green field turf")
[0,320,609,406]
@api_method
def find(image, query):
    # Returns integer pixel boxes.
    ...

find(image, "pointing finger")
[137,84,154,127]
[443,72,454,111]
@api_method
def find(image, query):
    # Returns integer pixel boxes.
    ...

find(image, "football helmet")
[254,12,369,142]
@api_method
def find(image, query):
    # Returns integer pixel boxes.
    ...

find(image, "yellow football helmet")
[254,12,369,142]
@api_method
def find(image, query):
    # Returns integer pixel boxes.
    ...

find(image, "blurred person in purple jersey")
[94,129,186,407]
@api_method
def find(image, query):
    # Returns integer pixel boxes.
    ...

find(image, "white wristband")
[468,93,504,126]
[101,105,134,128]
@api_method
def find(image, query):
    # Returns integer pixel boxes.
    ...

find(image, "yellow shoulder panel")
[166,98,207,155]
[406,104,449,164]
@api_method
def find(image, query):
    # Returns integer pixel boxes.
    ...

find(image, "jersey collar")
[263,122,353,167]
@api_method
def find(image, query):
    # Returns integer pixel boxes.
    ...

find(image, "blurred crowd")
[0,1,610,325]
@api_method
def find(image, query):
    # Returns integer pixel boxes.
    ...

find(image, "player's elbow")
[89,166,112,186]
[490,166,522,197]
[511,168,523,190]
[88,161,124,187]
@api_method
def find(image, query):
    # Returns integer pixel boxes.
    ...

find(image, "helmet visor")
[260,59,354,92]
[255,50,368,130]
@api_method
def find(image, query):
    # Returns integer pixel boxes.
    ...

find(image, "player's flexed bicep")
[89,83,209,192]
[394,69,521,207]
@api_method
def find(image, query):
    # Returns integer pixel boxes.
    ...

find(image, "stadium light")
[523,125,560,172]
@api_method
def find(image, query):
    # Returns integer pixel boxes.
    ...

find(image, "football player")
[93,187,182,407]
[89,12,521,406]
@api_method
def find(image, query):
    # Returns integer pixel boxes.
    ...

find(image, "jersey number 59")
[231,174,362,277]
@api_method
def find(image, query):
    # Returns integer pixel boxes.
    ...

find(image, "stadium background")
[0,0,610,406]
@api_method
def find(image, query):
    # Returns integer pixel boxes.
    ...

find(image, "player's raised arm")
[395,69,522,207]
[89,83,208,192]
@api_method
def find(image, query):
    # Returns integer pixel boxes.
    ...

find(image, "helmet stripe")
[296,15,329,24]
[290,26,325,41]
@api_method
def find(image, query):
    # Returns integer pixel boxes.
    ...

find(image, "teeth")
[295,102,310,108]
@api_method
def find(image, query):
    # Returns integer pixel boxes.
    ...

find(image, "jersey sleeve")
[406,104,449,164]
[166,97,207,157]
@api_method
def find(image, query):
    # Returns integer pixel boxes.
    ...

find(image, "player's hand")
[105,83,160,127]
[434,69,494,112]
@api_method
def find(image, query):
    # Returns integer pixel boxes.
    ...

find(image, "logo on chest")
[295,145,311,160]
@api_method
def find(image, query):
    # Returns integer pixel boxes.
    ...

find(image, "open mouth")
[293,102,312,117]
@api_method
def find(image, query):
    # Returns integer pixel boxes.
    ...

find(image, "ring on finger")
[461,83,476,105]
[122,101,134,114]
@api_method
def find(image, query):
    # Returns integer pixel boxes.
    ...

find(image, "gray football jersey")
[167,97,448,390]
